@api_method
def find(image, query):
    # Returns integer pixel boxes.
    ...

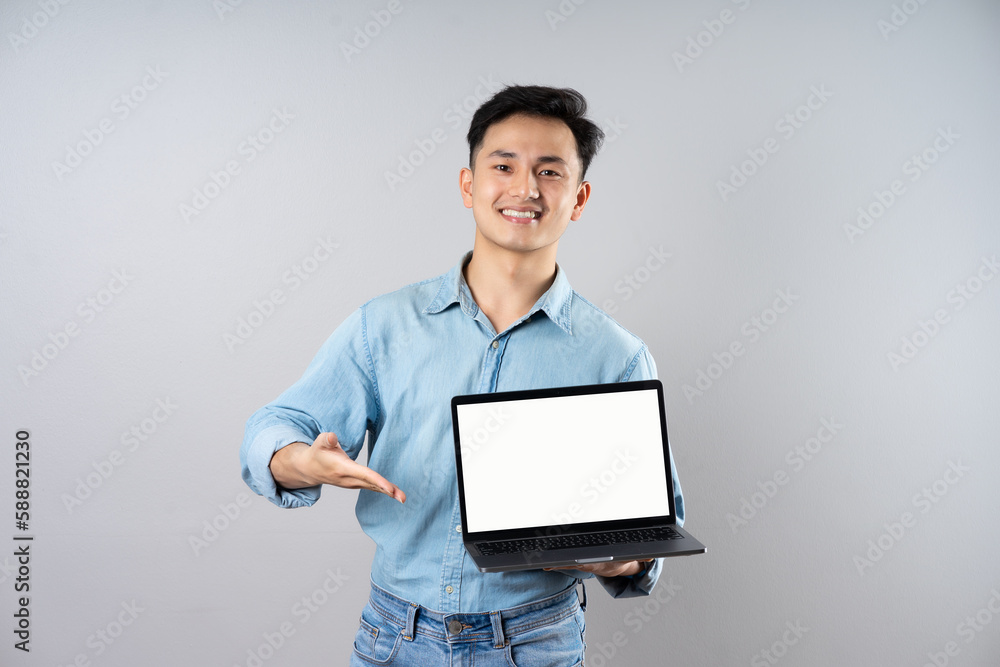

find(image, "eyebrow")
[486,149,568,166]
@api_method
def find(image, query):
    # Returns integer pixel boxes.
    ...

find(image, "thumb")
[314,432,342,450]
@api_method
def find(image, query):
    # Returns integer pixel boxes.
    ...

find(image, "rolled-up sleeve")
[240,307,379,508]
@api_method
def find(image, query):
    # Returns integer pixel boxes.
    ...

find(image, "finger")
[354,467,406,504]
[309,433,405,503]
[360,476,406,503]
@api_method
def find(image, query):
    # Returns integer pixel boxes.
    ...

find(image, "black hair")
[466,85,605,180]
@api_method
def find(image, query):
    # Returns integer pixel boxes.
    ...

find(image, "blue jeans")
[350,579,587,666]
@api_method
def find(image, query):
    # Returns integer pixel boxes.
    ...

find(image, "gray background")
[2,0,999,665]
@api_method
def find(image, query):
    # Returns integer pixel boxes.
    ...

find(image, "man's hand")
[269,432,406,503]
[544,559,652,578]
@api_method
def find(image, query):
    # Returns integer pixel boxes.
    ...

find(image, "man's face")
[460,114,591,256]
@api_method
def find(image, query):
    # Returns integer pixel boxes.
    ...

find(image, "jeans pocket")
[351,606,404,665]
[506,608,586,667]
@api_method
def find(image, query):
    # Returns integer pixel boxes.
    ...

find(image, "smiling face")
[460,114,591,258]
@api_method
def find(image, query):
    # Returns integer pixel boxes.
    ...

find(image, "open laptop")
[451,379,706,573]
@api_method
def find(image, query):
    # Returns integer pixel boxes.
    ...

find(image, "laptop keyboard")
[476,526,682,556]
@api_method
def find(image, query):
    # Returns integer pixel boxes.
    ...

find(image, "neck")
[464,233,558,333]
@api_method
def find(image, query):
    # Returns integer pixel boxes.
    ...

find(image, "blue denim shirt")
[241,253,685,613]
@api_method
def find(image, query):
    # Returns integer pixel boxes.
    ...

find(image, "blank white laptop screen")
[456,388,672,533]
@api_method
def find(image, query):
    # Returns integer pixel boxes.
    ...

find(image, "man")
[240,85,684,665]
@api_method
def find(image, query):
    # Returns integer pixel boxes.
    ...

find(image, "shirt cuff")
[594,557,663,598]
[241,424,322,508]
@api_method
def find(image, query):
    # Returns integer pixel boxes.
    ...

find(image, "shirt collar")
[424,251,574,335]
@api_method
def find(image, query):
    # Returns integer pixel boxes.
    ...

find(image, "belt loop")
[403,603,418,641]
[576,578,587,612]
[489,611,506,649]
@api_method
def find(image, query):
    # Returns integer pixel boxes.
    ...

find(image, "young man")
[240,85,684,665]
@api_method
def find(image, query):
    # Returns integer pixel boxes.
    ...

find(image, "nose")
[508,169,539,200]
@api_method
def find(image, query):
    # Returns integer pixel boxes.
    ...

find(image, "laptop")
[451,379,706,573]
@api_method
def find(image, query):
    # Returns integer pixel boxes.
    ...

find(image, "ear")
[570,180,592,221]
[459,167,474,209]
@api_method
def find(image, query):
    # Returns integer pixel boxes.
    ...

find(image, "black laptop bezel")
[450,379,677,545]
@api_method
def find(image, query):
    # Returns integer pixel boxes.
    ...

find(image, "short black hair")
[466,85,605,181]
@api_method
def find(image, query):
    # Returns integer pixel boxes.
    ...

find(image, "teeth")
[502,209,537,219]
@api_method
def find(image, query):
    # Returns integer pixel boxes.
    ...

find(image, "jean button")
[447,619,463,635]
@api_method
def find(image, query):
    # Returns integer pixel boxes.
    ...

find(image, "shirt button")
[492,340,499,349]
[455,525,462,533]
[448,619,463,635]
[445,585,454,594]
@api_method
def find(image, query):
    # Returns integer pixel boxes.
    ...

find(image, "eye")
[494,164,512,172]
[540,169,561,177]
